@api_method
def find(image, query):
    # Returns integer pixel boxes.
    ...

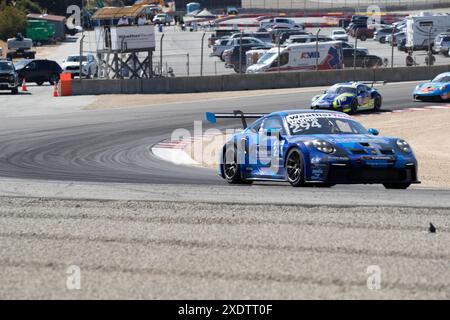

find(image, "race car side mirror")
[368,128,379,136]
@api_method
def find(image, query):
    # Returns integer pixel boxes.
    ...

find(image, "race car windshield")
[432,74,450,83]
[0,62,14,71]
[286,115,368,135]
[328,85,357,95]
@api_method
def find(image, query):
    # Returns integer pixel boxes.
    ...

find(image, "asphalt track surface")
[1,81,450,299]
[0,81,443,186]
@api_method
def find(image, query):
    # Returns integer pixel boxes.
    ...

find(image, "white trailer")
[406,12,450,51]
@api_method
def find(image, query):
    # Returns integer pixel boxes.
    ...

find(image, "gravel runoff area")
[185,109,450,189]
[0,196,448,299]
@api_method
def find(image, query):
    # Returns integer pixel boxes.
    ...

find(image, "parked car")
[275,30,310,44]
[62,54,98,79]
[374,27,394,43]
[342,48,383,68]
[14,59,62,85]
[0,59,20,94]
[340,41,369,54]
[226,6,239,15]
[211,38,232,60]
[285,35,333,44]
[331,29,349,42]
[433,33,450,54]
[387,31,406,47]
[348,26,374,41]
[260,17,304,30]
[228,32,273,44]
[208,29,239,47]
[153,13,173,25]
[223,43,272,73]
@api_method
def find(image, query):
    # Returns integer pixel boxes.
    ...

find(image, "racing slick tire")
[11,87,18,94]
[360,34,367,41]
[383,183,411,190]
[374,96,382,111]
[285,149,305,187]
[222,146,253,185]
[349,99,358,114]
[36,81,44,86]
[379,37,386,44]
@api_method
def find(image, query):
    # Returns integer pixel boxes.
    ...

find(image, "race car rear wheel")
[383,183,411,190]
[286,149,305,187]
[350,99,358,114]
[223,146,252,184]
[374,96,382,111]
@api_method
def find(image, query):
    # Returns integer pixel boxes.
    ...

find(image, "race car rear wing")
[205,110,268,129]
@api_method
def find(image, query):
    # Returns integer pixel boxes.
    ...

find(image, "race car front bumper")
[306,153,420,184]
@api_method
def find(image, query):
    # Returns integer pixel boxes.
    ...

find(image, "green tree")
[0,5,27,40]
[15,0,42,13]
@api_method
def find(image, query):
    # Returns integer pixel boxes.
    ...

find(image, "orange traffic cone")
[53,83,58,97]
[21,78,27,92]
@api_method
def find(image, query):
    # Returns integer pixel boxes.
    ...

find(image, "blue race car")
[311,82,383,114]
[206,110,419,189]
[413,72,450,101]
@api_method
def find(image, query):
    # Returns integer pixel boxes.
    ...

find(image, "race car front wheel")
[223,146,252,185]
[383,183,411,190]
[286,149,305,187]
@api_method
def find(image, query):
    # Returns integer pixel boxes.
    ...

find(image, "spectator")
[137,14,147,26]
[118,15,129,26]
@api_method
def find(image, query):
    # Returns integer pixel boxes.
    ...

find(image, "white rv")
[246,42,343,74]
[405,12,450,51]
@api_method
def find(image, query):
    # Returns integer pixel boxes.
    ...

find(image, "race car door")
[255,115,286,178]
[357,84,372,108]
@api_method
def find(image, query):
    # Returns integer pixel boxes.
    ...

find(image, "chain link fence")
[242,0,450,10]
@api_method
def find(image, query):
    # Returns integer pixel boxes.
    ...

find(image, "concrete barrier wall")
[72,65,450,96]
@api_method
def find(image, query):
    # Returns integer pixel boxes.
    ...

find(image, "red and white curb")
[355,104,450,117]
[151,133,220,166]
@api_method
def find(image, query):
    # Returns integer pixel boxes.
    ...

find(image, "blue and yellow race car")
[311,82,383,114]
[206,110,419,189]
[413,72,450,102]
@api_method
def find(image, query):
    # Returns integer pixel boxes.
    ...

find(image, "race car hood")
[414,82,446,93]
[312,92,354,104]
[290,134,397,153]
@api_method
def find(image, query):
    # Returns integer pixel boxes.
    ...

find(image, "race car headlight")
[312,140,335,154]
[396,139,412,153]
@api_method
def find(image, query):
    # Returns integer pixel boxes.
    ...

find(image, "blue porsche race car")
[413,72,450,102]
[311,82,383,114]
[206,110,419,189]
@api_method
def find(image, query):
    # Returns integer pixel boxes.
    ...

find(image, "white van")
[405,12,450,51]
[246,42,343,73]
